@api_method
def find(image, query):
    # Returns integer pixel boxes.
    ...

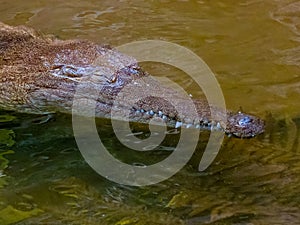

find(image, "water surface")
[0,0,300,224]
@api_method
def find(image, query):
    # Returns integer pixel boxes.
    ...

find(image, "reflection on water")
[0,0,300,224]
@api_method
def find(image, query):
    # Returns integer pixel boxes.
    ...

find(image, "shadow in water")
[0,111,299,224]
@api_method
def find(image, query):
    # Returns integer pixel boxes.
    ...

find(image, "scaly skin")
[0,22,264,138]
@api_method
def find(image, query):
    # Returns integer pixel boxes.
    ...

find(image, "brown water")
[0,0,300,224]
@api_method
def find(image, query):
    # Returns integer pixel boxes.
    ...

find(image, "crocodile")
[0,22,264,138]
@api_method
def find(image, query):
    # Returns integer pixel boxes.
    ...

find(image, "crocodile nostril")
[238,116,252,126]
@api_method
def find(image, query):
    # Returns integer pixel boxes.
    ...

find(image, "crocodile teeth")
[186,124,193,128]
[175,121,182,128]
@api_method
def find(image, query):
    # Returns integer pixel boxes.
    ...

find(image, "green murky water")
[0,0,300,224]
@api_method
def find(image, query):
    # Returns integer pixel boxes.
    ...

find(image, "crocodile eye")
[50,64,83,78]
[109,76,117,83]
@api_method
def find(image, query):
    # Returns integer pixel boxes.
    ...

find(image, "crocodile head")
[0,22,264,138]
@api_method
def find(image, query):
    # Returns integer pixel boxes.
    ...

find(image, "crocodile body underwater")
[0,22,264,138]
